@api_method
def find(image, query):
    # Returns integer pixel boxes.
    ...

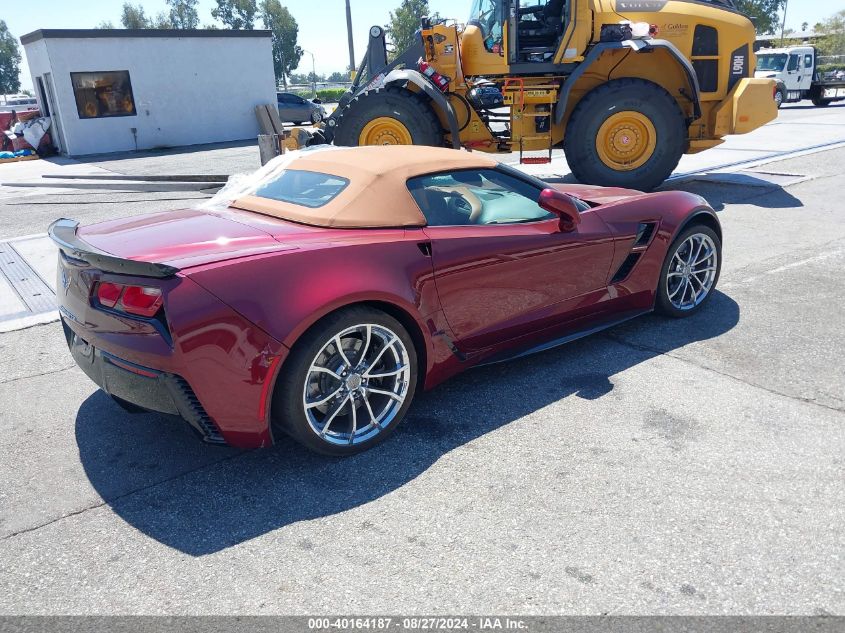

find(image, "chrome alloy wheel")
[302,324,411,445]
[666,233,718,311]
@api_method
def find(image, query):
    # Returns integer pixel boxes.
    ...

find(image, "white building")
[21,29,277,156]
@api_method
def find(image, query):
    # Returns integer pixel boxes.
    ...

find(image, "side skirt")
[474,309,650,368]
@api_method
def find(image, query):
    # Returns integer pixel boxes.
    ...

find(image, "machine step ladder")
[503,78,557,165]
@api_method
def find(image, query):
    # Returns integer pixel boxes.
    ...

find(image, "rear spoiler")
[48,218,180,279]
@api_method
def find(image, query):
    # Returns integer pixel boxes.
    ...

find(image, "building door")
[41,73,66,153]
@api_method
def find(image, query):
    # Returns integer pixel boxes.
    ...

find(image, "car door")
[277,93,293,122]
[290,95,309,121]
[800,52,814,90]
[785,54,800,91]
[409,168,616,352]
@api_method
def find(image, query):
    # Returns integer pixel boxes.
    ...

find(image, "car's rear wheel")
[655,224,721,318]
[272,306,417,455]
[311,110,323,124]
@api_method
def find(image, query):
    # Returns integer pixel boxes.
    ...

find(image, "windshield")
[757,53,787,72]
[469,0,503,52]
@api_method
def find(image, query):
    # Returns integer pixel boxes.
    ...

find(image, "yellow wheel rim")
[359,117,413,145]
[596,111,657,171]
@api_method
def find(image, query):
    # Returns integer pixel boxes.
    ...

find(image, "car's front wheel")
[311,110,323,124]
[272,306,417,455]
[655,224,722,318]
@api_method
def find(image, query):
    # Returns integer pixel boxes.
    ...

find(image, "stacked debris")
[0,110,53,163]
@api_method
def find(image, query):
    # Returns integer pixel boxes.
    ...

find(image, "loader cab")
[515,0,567,62]
[466,0,568,69]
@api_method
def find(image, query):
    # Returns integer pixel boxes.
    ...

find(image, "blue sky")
[4,0,456,90]
[4,0,841,91]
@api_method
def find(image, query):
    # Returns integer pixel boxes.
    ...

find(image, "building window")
[70,71,137,119]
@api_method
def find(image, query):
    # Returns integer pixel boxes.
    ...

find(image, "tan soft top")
[230,145,498,228]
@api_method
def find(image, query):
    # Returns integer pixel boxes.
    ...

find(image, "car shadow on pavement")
[75,291,739,556]
[659,176,803,212]
[543,174,803,212]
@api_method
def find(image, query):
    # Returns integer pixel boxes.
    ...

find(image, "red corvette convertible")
[50,146,721,455]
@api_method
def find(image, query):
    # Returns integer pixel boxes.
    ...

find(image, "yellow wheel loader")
[292,0,777,190]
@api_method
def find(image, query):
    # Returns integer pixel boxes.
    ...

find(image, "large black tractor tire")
[333,86,444,147]
[563,78,687,192]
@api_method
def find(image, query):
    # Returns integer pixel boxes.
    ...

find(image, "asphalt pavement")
[0,103,843,615]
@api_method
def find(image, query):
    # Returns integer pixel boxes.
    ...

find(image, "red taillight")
[96,282,123,308]
[95,282,163,317]
[121,285,163,317]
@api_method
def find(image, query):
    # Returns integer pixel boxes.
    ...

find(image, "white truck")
[755,45,845,108]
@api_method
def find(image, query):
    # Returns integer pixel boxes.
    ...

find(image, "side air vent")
[610,253,642,284]
[634,222,656,247]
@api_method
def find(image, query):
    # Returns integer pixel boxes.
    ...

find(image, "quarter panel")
[186,228,441,375]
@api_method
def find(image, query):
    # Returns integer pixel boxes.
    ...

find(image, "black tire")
[775,86,786,108]
[333,86,444,147]
[655,224,722,318]
[310,110,323,124]
[292,121,304,125]
[271,306,418,456]
[563,78,686,192]
[812,97,832,107]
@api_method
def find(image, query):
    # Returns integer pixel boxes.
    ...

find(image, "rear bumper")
[55,262,289,449]
[63,319,226,444]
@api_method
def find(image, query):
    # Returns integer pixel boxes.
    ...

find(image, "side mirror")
[539,188,581,231]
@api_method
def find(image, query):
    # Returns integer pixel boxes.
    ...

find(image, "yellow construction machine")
[291,0,777,190]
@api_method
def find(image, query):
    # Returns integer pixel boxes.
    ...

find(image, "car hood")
[77,208,298,270]
[551,183,644,205]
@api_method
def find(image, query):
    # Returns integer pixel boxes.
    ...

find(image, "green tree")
[801,21,808,31]
[814,10,845,57]
[121,2,152,28]
[212,0,258,29]
[386,0,435,56]
[259,0,302,89]
[95,20,116,29]
[167,0,199,28]
[0,20,21,94]
[734,0,785,35]
[152,11,173,28]
[328,71,347,82]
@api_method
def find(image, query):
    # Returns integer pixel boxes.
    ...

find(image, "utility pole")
[779,0,789,45]
[346,0,356,80]
[303,50,317,98]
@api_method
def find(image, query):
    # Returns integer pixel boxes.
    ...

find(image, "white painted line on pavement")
[668,139,845,181]
[725,247,845,287]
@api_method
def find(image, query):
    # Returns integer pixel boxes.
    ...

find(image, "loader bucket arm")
[321,26,426,145]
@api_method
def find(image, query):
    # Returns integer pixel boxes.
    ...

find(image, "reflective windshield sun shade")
[253,170,349,209]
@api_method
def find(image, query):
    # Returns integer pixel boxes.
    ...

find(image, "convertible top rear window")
[253,169,349,209]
